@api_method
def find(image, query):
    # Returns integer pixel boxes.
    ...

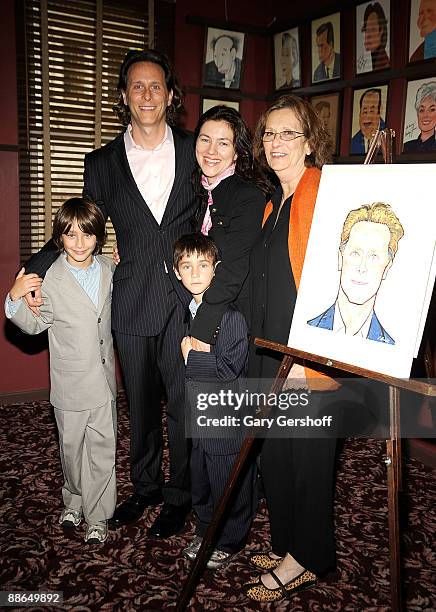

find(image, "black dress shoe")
[108,491,163,528]
[148,503,191,538]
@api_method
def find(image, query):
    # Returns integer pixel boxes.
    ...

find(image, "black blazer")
[25,127,197,337]
[190,174,265,344]
[186,304,248,455]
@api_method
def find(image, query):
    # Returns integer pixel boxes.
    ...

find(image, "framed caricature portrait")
[408,0,436,63]
[350,84,388,155]
[356,1,391,74]
[201,98,240,115]
[203,27,245,89]
[310,92,341,154]
[273,28,301,90]
[287,164,436,378]
[402,78,436,154]
[311,12,341,84]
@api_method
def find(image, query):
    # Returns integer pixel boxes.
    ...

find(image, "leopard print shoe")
[244,569,317,603]
[249,551,283,570]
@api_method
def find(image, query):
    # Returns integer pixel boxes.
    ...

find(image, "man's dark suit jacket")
[25,127,197,337]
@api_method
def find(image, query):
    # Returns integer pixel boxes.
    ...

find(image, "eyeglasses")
[262,130,305,142]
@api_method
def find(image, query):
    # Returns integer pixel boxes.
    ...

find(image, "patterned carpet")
[0,391,434,611]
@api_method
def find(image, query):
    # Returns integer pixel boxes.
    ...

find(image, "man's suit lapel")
[110,133,159,225]
[160,128,191,226]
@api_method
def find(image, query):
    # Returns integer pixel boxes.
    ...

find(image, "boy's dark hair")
[52,197,107,254]
[173,233,219,270]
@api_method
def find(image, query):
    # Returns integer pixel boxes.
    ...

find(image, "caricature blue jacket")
[307,303,395,345]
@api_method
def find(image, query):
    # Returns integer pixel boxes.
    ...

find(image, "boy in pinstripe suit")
[174,234,257,570]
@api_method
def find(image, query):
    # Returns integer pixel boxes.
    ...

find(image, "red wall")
[0,0,50,395]
[175,0,435,158]
[174,0,273,131]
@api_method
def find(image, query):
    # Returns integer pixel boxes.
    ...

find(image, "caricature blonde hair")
[340,202,404,259]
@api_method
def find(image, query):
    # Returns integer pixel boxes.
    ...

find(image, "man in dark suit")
[24,49,197,538]
[313,22,341,82]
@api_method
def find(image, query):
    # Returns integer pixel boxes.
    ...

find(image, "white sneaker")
[206,548,237,570]
[182,535,203,561]
[84,521,108,544]
[59,508,82,528]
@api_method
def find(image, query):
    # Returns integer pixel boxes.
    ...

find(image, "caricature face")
[417,94,436,137]
[417,0,436,37]
[359,91,382,139]
[316,30,333,65]
[280,36,292,83]
[319,105,331,130]
[339,221,392,306]
[291,37,299,67]
[364,11,383,51]
[213,36,236,74]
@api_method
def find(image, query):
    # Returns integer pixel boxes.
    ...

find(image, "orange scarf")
[262,167,338,390]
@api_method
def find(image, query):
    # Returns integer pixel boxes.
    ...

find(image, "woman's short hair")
[415,81,436,111]
[113,48,184,126]
[253,95,333,173]
[52,197,107,254]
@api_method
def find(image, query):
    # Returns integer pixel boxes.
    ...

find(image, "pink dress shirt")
[124,124,176,225]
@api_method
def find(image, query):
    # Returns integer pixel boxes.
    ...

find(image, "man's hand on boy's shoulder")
[10,268,43,311]
[113,242,120,265]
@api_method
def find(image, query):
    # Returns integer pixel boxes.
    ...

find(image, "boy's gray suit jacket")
[11,255,116,411]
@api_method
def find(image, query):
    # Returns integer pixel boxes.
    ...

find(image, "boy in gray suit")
[173,233,257,570]
[5,198,116,544]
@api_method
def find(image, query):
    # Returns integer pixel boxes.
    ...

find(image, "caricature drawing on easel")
[307,202,404,344]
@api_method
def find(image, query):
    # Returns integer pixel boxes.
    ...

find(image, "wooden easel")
[176,129,435,610]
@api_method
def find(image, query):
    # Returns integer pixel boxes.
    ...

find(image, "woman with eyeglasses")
[244,95,338,602]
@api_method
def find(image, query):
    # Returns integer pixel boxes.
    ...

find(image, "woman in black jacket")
[188,105,269,347]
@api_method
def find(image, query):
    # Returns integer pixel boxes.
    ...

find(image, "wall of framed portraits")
[174,0,435,161]
[174,0,273,132]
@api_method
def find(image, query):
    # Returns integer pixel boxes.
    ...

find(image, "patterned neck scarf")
[200,163,236,235]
